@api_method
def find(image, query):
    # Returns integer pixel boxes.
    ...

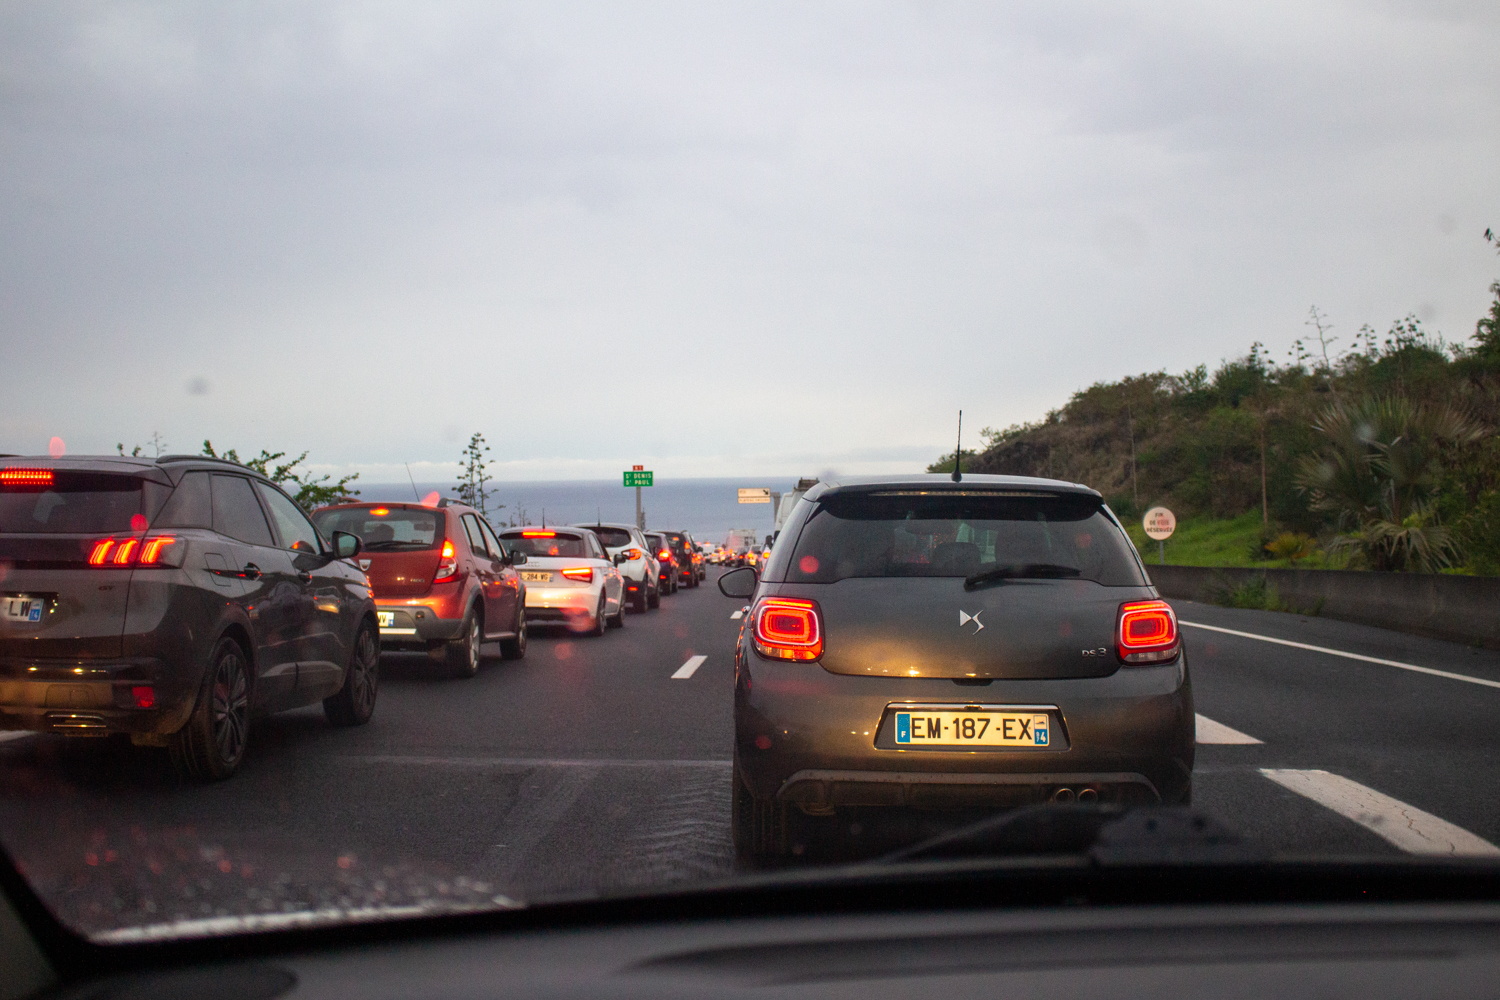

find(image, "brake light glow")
[560,567,593,583]
[111,538,139,565]
[522,531,557,537]
[370,507,389,516]
[1116,600,1180,664]
[131,686,155,709]
[87,534,180,567]
[752,597,823,661]
[139,536,177,564]
[622,547,643,561]
[433,539,459,583]
[88,540,115,565]
[658,549,672,560]
[0,468,53,487]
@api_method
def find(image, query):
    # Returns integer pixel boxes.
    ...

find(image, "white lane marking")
[1181,620,1500,691]
[1260,768,1500,857]
[0,732,35,744]
[672,655,707,679]
[1195,714,1263,744]
[730,609,744,620]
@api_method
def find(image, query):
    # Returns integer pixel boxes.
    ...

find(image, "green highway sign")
[623,470,653,487]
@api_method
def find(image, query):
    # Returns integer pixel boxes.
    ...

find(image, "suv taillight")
[1116,600,1180,664]
[87,535,181,567]
[433,539,459,583]
[752,597,823,661]
[622,547,643,561]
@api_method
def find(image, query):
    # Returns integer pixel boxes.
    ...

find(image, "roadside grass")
[1123,511,1346,570]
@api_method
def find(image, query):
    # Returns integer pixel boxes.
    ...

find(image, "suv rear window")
[502,531,589,557]
[783,491,1145,586]
[588,527,634,548]
[312,506,443,551]
[0,471,169,534]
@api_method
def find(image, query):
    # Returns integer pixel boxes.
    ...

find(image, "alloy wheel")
[211,650,249,765]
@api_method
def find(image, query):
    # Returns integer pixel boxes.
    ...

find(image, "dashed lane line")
[1260,768,1500,857]
[1180,620,1500,691]
[672,655,707,679]
[1195,714,1262,744]
[730,610,744,620]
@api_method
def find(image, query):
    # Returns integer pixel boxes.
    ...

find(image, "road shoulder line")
[1259,768,1500,856]
[1194,714,1262,744]
[1180,620,1500,690]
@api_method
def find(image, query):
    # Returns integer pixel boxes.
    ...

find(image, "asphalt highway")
[2,568,1499,938]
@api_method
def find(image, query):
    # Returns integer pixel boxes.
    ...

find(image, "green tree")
[455,432,501,516]
[201,441,359,511]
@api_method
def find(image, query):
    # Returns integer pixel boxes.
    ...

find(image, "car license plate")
[521,571,551,582]
[894,710,1050,747]
[3,596,45,623]
[377,611,394,628]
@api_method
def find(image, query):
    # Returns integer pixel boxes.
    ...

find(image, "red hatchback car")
[312,500,527,677]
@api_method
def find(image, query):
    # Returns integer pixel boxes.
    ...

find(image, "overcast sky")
[3,1,1497,483]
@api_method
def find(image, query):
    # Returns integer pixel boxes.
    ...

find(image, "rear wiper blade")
[963,563,1081,590]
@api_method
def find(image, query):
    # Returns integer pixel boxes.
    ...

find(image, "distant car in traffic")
[644,531,680,595]
[718,473,1194,866]
[312,500,527,677]
[571,522,660,612]
[0,455,381,780]
[499,527,624,635]
[658,530,700,588]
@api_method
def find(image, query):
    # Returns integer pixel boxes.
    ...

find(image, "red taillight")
[88,539,115,565]
[0,468,53,487]
[112,538,140,565]
[560,567,593,583]
[752,597,823,661]
[522,530,556,537]
[131,686,155,709]
[139,536,177,564]
[622,547,643,561]
[658,549,671,561]
[88,534,180,567]
[433,539,459,583]
[1116,600,1180,664]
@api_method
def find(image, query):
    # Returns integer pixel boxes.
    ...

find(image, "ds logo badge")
[958,610,984,634]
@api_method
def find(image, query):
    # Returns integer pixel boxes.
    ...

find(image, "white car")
[570,522,660,612]
[498,527,624,635]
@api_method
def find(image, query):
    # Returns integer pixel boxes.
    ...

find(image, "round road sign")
[1143,506,1176,541]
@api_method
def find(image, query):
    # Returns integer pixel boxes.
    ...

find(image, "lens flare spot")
[754,735,772,750]
[130,514,148,531]
[798,555,819,574]
[337,855,353,869]
[554,642,574,661]
[218,859,233,873]
[48,437,65,458]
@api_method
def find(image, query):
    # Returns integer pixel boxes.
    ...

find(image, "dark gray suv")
[0,455,380,779]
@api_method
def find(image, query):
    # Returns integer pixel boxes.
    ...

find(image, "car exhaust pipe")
[1077,787,1098,803]
[1051,787,1075,804]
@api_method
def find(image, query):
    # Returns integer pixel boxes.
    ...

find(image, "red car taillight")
[622,547,643,561]
[560,567,593,583]
[658,549,672,561]
[87,535,180,567]
[1116,600,1180,664]
[433,539,459,583]
[0,468,53,487]
[752,597,823,661]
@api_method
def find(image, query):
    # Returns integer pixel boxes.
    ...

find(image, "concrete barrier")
[1146,564,1500,649]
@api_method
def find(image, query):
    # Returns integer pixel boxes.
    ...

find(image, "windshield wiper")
[963,563,1081,590]
[360,541,431,552]
[877,804,1263,866]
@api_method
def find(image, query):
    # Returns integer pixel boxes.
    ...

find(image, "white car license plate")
[3,596,45,623]
[894,710,1050,747]
[521,571,551,582]
[377,611,394,628]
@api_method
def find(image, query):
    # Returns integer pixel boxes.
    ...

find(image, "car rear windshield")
[0,471,170,534]
[782,491,1146,586]
[312,506,443,551]
[587,526,634,548]
[503,531,590,557]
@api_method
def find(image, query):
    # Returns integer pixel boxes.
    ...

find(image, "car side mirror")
[510,551,528,566]
[718,566,758,598]
[332,531,361,560]
[613,552,628,565]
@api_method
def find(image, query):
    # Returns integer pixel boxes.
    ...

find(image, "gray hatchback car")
[719,473,1194,865]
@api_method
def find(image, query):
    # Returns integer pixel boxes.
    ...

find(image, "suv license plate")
[3,596,45,623]
[894,711,1050,747]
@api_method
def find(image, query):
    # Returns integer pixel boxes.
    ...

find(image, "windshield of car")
[503,531,590,557]
[0,471,169,534]
[3,1,1500,953]
[313,507,442,551]
[782,493,1144,585]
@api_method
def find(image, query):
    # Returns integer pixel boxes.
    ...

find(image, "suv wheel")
[647,580,660,609]
[732,757,787,869]
[169,637,251,781]
[325,620,379,726]
[500,608,528,660]
[631,577,649,614]
[446,610,482,678]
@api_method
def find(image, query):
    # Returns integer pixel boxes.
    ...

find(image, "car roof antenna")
[951,410,963,483]
[405,462,420,501]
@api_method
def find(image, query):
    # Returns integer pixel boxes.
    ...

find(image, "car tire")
[608,594,625,628]
[732,758,787,869]
[647,580,660,609]
[631,577,649,614]
[446,609,483,678]
[587,591,607,637]
[500,608,528,660]
[169,636,251,781]
[324,619,379,727]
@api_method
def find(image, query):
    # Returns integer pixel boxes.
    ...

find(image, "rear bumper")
[0,658,197,736]
[735,652,1194,808]
[373,605,466,648]
[526,584,602,625]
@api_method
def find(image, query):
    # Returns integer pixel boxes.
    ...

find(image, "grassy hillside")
[933,252,1500,574]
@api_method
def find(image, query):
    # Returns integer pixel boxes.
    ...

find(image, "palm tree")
[1295,396,1482,572]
